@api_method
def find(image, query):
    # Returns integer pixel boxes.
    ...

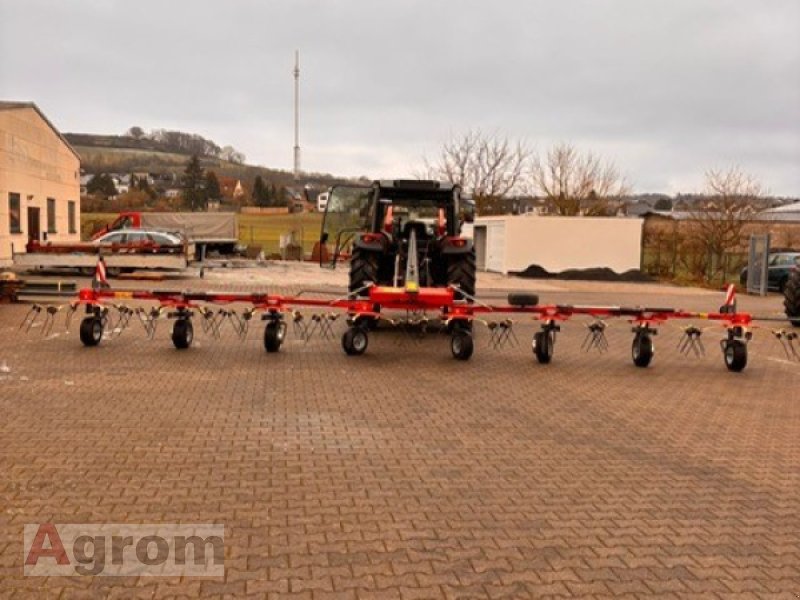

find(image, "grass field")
[82,212,323,255]
[237,213,323,255]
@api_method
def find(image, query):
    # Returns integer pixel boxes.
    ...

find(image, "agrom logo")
[24,524,224,577]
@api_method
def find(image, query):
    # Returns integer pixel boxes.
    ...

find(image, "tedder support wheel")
[171,319,193,350]
[784,269,800,327]
[450,329,474,360]
[723,339,748,372]
[533,330,554,364]
[264,321,285,353]
[79,317,104,347]
[632,332,654,368]
[342,326,368,356]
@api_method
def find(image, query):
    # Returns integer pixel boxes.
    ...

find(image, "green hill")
[68,134,357,190]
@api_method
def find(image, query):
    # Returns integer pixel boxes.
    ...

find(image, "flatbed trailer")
[14,245,190,275]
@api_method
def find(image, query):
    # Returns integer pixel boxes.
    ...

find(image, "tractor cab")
[320,180,476,299]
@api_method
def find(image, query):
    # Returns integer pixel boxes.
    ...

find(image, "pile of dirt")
[512,264,653,283]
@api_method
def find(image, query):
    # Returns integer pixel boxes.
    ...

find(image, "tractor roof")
[375,180,458,201]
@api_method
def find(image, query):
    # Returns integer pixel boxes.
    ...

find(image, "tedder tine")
[19,304,42,333]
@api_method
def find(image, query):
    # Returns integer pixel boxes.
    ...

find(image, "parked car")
[94,229,185,249]
[740,252,800,292]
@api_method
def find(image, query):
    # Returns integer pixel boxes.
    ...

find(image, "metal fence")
[746,233,770,296]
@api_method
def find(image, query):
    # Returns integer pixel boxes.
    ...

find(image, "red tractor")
[320,180,476,304]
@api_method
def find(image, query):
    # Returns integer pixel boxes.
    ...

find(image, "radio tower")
[293,50,300,179]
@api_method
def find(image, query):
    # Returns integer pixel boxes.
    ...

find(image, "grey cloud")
[1,0,797,193]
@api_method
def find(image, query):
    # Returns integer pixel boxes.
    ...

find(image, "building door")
[486,223,506,273]
[474,225,487,270]
[27,207,41,243]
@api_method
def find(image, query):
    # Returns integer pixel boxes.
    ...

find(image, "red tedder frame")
[40,281,795,374]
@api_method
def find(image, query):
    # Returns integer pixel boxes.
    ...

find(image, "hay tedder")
[18,180,800,373]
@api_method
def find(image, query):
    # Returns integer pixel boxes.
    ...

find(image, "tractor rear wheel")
[349,248,380,297]
[784,269,800,327]
[447,249,476,301]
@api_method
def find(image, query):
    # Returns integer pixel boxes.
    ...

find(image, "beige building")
[0,101,81,265]
[473,214,643,274]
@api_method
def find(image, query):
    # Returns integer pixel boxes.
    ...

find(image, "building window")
[47,198,57,233]
[68,201,77,234]
[9,193,21,233]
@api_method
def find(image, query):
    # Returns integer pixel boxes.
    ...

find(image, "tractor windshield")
[319,185,371,267]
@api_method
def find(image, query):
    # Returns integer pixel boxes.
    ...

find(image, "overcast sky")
[1,0,799,195]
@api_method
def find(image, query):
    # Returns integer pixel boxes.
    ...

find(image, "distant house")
[132,172,154,186]
[165,188,182,199]
[79,174,93,196]
[0,101,81,264]
[216,175,244,200]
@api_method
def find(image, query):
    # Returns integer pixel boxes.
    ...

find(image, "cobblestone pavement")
[1,275,799,598]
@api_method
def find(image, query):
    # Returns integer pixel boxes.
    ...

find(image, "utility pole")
[293,50,300,179]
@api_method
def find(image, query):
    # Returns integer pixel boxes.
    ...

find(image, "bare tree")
[424,130,530,214]
[529,143,629,216]
[690,167,762,281]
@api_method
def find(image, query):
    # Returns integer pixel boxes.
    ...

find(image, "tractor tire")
[784,269,800,327]
[264,320,285,353]
[171,319,193,349]
[349,248,380,297]
[447,248,476,301]
[79,317,103,347]
[632,332,654,368]
[723,339,748,372]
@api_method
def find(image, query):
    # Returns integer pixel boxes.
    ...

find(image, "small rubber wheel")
[79,317,103,347]
[264,320,285,353]
[342,327,368,356]
[508,293,540,307]
[450,329,474,360]
[632,333,654,368]
[533,330,554,364]
[723,340,747,372]
[172,319,193,349]
[106,266,122,278]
